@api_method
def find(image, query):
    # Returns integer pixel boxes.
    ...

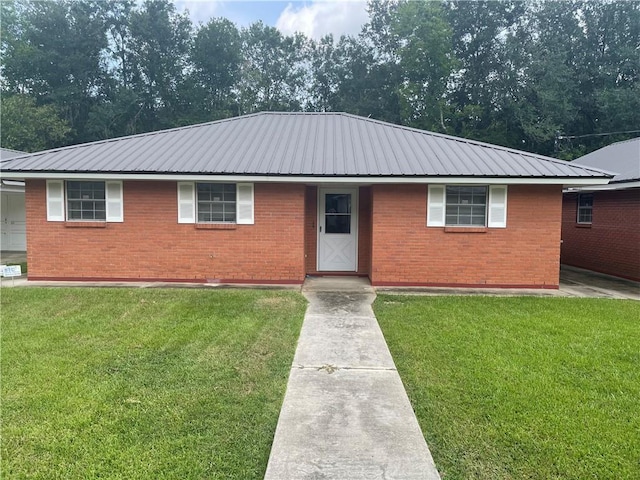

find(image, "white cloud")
[174,0,224,26]
[276,1,368,40]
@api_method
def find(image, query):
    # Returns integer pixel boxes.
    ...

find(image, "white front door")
[1,192,27,251]
[317,188,358,271]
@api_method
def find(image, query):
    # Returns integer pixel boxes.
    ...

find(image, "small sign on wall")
[1,265,22,277]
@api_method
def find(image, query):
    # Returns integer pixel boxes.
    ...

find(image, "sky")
[173,0,370,39]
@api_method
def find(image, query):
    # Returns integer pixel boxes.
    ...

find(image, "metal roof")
[570,137,640,183]
[0,112,610,180]
[0,147,26,161]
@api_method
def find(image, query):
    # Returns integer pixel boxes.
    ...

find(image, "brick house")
[1,112,610,287]
[561,138,640,281]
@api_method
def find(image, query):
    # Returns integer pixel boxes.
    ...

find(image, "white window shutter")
[488,185,508,228]
[105,181,123,222]
[236,183,254,225]
[46,180,65,221]
[177,182,195,223]
[427,185,445,227]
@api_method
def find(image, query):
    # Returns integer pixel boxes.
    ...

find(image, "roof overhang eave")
[0,171,613,186]
[564,179,640,192]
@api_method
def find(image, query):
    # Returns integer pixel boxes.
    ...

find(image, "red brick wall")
[25,180,566,286]
[304,186,317,274]
[304,185,372,276]
[358,186,372,277]
[26,180,306,283]
[370,184,562,287]
[561,189,640,281]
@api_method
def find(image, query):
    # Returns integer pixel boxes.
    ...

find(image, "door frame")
[1,191,27,251]
[316,186,359,272]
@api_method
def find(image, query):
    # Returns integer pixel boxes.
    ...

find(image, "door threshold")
[306,273,369,278]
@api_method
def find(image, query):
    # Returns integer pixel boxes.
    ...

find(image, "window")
[46,180,122,222]
[197,183,236,223]
[324,193,351,233]
[178,182,253,225]
[577,193,593,224]
[445,186,487,226]
[66,181,106,221]
[428,185,507,228]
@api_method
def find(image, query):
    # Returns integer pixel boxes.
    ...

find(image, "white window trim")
[576,193,593,224]
[427,184,508,228]
[178,182,254,225]
[47,180,123,222]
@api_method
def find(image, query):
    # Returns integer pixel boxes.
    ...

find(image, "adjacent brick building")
[1,112,611,287]
[561,138,640,281]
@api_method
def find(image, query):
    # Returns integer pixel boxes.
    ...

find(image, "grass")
[374,295,640,480]
[1,287,306,479]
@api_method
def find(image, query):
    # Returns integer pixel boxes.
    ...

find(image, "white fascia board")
[564,180,640,192]
[0,171,612,185]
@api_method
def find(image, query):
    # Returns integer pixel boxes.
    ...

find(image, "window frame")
[577,193,593,224]
[444,185,489,227]
[196,182,238,224]
[65,180,107,222]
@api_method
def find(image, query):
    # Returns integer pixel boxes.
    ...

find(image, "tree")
[308,34,340,112]
[2,0,638,159]
[392,0,455,131]
[237,21,308,113]
[329,35,401,122]
[443,0,527,145]
[579,1,640,152]
[1,94,70,151]
[190,18,241,120]
[1,0,111,144]
[128,0,192,131]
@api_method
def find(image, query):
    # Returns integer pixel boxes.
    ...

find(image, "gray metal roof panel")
[0,112,611,179]
[571,137,640,183]
[0,148,26,161]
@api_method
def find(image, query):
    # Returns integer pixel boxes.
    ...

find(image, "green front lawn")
[374,296,640,480]
[1,288,306,479]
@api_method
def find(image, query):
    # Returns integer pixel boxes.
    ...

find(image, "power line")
[556,129,640,140]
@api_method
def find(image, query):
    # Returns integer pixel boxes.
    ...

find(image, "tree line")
[1,0,638,159]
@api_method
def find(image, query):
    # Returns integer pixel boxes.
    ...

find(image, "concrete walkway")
[264,277,441,480]
[559,265,640,300]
